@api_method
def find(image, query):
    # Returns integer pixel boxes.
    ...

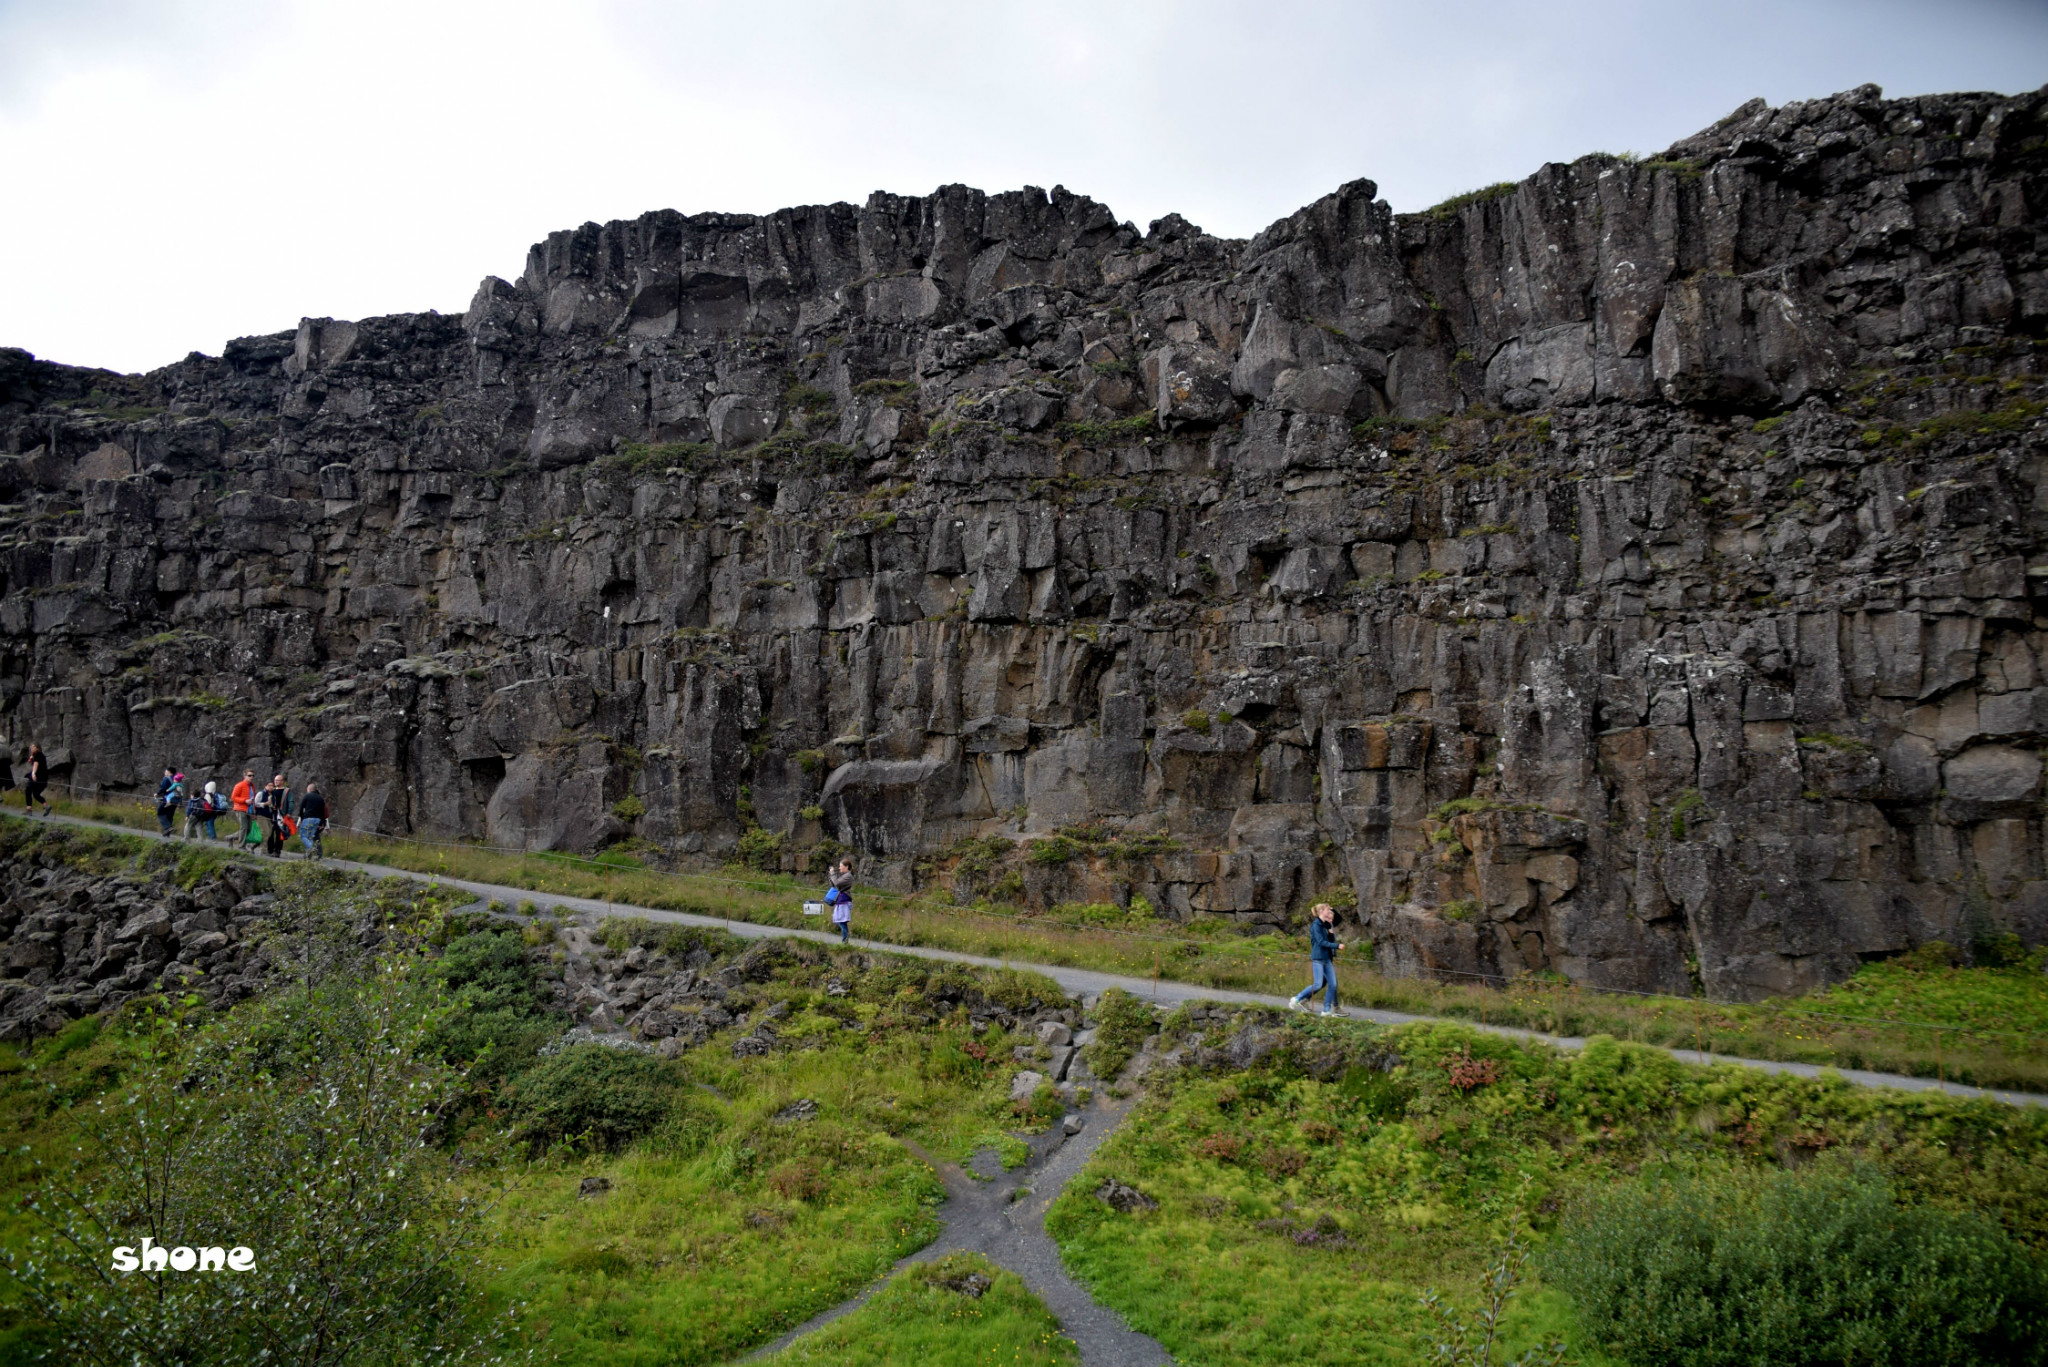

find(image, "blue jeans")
[1293,959,1337,1011]
[299,817,323,854]
[834,913,850,943]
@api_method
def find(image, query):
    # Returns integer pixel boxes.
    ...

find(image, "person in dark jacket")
[297,782,328,859]
[253,774,293,858]
[1288,902,1345,1016]
[155,767,183,838]
[22,745,50,816]
[828,860,855,943]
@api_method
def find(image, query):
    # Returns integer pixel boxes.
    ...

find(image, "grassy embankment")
[1050,1008,2048,1367]
[0,819,1086,1364]
[0,820,2043,1365]
[27,795,2048,1092]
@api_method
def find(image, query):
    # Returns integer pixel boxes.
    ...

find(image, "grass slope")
[758,1253,1078,1366]
[1048,1010,2048,1367]
[483,989,1058,1365]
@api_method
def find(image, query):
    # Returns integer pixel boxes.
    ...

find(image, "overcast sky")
[2,0,2043,375]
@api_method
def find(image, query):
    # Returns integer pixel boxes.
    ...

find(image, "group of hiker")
[14,742,331,861]
[152,767,329,858]
[22,738,1356,1001]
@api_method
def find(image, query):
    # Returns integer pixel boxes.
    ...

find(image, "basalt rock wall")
[5,85,2048,1000]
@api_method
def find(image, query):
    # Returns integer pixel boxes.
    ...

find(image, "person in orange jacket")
[230,770,256,844]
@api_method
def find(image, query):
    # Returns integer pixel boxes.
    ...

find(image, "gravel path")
[24,811,2044,1109]
[741,1094,1171,1365]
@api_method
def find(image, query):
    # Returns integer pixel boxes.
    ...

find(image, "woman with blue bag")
[827,860,854,943]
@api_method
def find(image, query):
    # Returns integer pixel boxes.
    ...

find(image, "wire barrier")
[11,775,2048,1062]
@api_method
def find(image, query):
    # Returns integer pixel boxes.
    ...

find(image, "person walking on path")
[828,859,855,944]
[21,745,49,816]
[230,770,255,843]
[1288,903,1345,1016]
[182,782,211,841]
[155,768,184,838]
[253,774,293,858]
[297,782,328,859]
[198,781,226,841]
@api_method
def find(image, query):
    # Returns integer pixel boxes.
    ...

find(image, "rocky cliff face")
[4,84,2047,999]
[0,826,277,1041]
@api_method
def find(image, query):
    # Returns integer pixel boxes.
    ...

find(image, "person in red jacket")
[230,770,255,844]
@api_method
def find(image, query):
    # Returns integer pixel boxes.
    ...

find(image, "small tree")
[5,941,522,1363]
[1419,1228,1569,1367]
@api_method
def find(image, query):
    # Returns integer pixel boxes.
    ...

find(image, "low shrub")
[502,1044,682,1153]
[736,826,785,872]
[427,925,558,1072]
[767,1162,830,1203]
[1545,1164,2048,1366]
[1083,987,1158,1080]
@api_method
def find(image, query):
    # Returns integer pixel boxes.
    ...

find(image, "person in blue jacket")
[1288,902,1345,1016]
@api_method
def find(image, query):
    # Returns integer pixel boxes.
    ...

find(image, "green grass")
[4,827,2046,1365]
[479,948,1074,1364]
[488,1138,942,1364]
[758,1253,1077,1365]
[0,843,1074,1364]
[0,1021,137,1359]
[1048,1012,2048,1366]
[19,804,2048,1092]
[1418,182,1519,220]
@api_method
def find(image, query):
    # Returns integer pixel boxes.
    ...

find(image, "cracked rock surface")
[4,85,2048,999]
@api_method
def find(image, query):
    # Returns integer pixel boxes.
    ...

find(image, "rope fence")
[10,775,2047,1058]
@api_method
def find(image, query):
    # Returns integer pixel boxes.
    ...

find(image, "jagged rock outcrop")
[4,84,2048,1000]
[0,836,275,1040]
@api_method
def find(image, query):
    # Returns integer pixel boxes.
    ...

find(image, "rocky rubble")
[0,844,274,1041]
[4,85,2048,1000]
[558,925,1097,1096]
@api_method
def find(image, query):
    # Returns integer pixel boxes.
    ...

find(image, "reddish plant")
[767,1163,828,1202]
[1446,1048,1503,1092]
[1259,1144,1308,1179]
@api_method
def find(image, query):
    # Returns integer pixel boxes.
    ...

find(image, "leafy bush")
[1083,988,1158,1080]
[427,924,558,1072]
[736,826,785,872]
[1012,1080,1063,1125]
[4,967,510,1366]
[1545,1165,2048,1366]
[1047,901,1143,928]
[1027,836,1081,866]
[502,1044,683,1153]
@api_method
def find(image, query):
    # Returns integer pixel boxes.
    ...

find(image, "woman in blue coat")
[1288,903,1345,1016]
